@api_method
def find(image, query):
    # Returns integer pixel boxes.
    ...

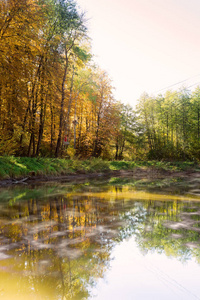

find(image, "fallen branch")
[12,177,29,184]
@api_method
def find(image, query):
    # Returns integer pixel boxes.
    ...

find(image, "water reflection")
[0,179,200,299]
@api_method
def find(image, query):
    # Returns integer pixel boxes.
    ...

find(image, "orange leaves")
[0,0,124,158]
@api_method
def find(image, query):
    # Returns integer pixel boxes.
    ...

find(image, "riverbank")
[0,157,200,186]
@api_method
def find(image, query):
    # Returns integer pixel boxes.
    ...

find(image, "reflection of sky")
[1,182,200,299]
[90,237,200,300]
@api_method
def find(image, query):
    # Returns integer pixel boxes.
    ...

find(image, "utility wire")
[163,81,200,101]
[153,73,200,94]
[149,81,200,104]
[150,81,200,107]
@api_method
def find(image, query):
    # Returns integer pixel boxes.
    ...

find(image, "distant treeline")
[137,88,200,160]
[0,1,200,161]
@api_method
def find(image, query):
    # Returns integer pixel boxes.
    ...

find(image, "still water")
[0,177,200,299]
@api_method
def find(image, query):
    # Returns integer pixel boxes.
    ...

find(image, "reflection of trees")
[0,193,125,299]
[133,200,200,262]
[1,187,200,298]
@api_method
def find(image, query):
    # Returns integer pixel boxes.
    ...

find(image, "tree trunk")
[50,100,55,156]
[19,92,31,146]
[198,108,199,140]
[36,66,47,156]
[115,138,119,160]
[55,49,68,157]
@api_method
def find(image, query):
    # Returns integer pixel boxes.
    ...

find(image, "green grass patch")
[0,157,111,179]
[0,157,199,180]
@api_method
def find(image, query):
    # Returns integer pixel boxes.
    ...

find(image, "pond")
[0,176,200,299]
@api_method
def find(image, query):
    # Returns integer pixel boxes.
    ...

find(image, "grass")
[0,156,199,180]
[110,160,200,171]
[0,157,111,179]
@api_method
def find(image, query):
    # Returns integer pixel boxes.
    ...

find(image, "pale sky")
[77,0,200,107]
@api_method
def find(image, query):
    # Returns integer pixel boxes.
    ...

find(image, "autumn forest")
[1,0,200,161]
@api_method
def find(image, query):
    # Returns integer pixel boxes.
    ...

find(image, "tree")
[55,0,87,157]
[114,102,136,160]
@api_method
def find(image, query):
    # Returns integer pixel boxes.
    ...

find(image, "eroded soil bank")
[1,166,200,187]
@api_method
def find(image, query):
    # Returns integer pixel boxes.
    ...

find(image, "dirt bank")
[1,167,199,187]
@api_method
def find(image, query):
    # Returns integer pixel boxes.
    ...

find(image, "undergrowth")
[0,157,199,180]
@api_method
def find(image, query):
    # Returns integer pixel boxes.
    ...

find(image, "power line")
[153,73,200,94]
[155,81,200,103]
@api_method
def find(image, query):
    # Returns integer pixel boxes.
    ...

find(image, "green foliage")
[2,1,200,161]
[73,46,91,62]
[110,161,136,170]
[1,156,199,180]
[0,157,110,179]
[136,87,200,160]
[82,158,110,172]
